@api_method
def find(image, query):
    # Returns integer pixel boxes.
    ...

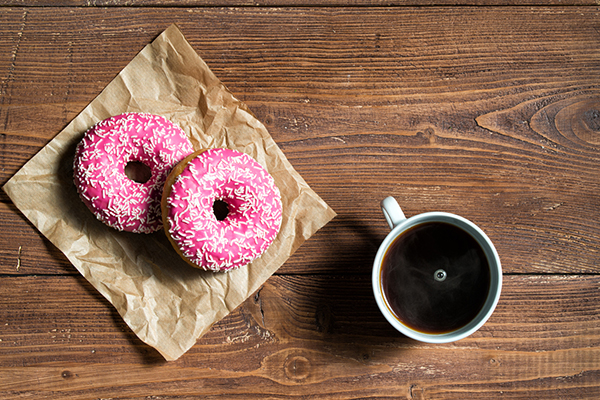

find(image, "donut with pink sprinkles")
[162,148,283,272]
[73,113,194,233]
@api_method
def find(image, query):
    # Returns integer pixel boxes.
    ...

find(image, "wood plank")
[1,7,599,275]
[0,202,76,275]
[0,0,597,7]
[0,274,599,398]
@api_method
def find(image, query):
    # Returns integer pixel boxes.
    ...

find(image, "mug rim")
[372,211,502,343]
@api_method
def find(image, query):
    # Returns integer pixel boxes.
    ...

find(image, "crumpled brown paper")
[3,24,336,361]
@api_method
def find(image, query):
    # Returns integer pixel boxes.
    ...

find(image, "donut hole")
[213,199,229,221]
[124,161,152,183]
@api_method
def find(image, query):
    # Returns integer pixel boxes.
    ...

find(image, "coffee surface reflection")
[381,221,490,334]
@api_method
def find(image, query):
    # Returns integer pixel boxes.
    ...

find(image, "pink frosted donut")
[162,148,283,272]
[73,112,194,233]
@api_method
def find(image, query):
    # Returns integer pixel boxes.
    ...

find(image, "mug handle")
[381,196,406,230]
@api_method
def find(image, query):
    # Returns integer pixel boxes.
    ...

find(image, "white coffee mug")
[372,196,502,343]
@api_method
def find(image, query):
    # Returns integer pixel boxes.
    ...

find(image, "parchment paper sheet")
[3,24,336,361]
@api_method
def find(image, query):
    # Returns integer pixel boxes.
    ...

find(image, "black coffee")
[381,221,490,334]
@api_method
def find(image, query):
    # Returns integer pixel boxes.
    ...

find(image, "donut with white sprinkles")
[73,113,194,233]
[162,148,283,272]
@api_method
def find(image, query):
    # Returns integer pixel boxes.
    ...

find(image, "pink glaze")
[73,113,194,233]
[166,148,283,272]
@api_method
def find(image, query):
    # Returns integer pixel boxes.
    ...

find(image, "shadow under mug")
[372,196,502,343]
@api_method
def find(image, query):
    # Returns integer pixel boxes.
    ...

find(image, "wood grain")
[0,0,597,7]
[1,7,599,275]
[0,206,77,277]
[1,6,600,398]
[0,274,598,398]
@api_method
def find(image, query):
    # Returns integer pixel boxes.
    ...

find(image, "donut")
[162,148,283,272]
[73,112,194,233]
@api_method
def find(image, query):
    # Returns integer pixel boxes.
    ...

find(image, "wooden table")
[1,1,599,398]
